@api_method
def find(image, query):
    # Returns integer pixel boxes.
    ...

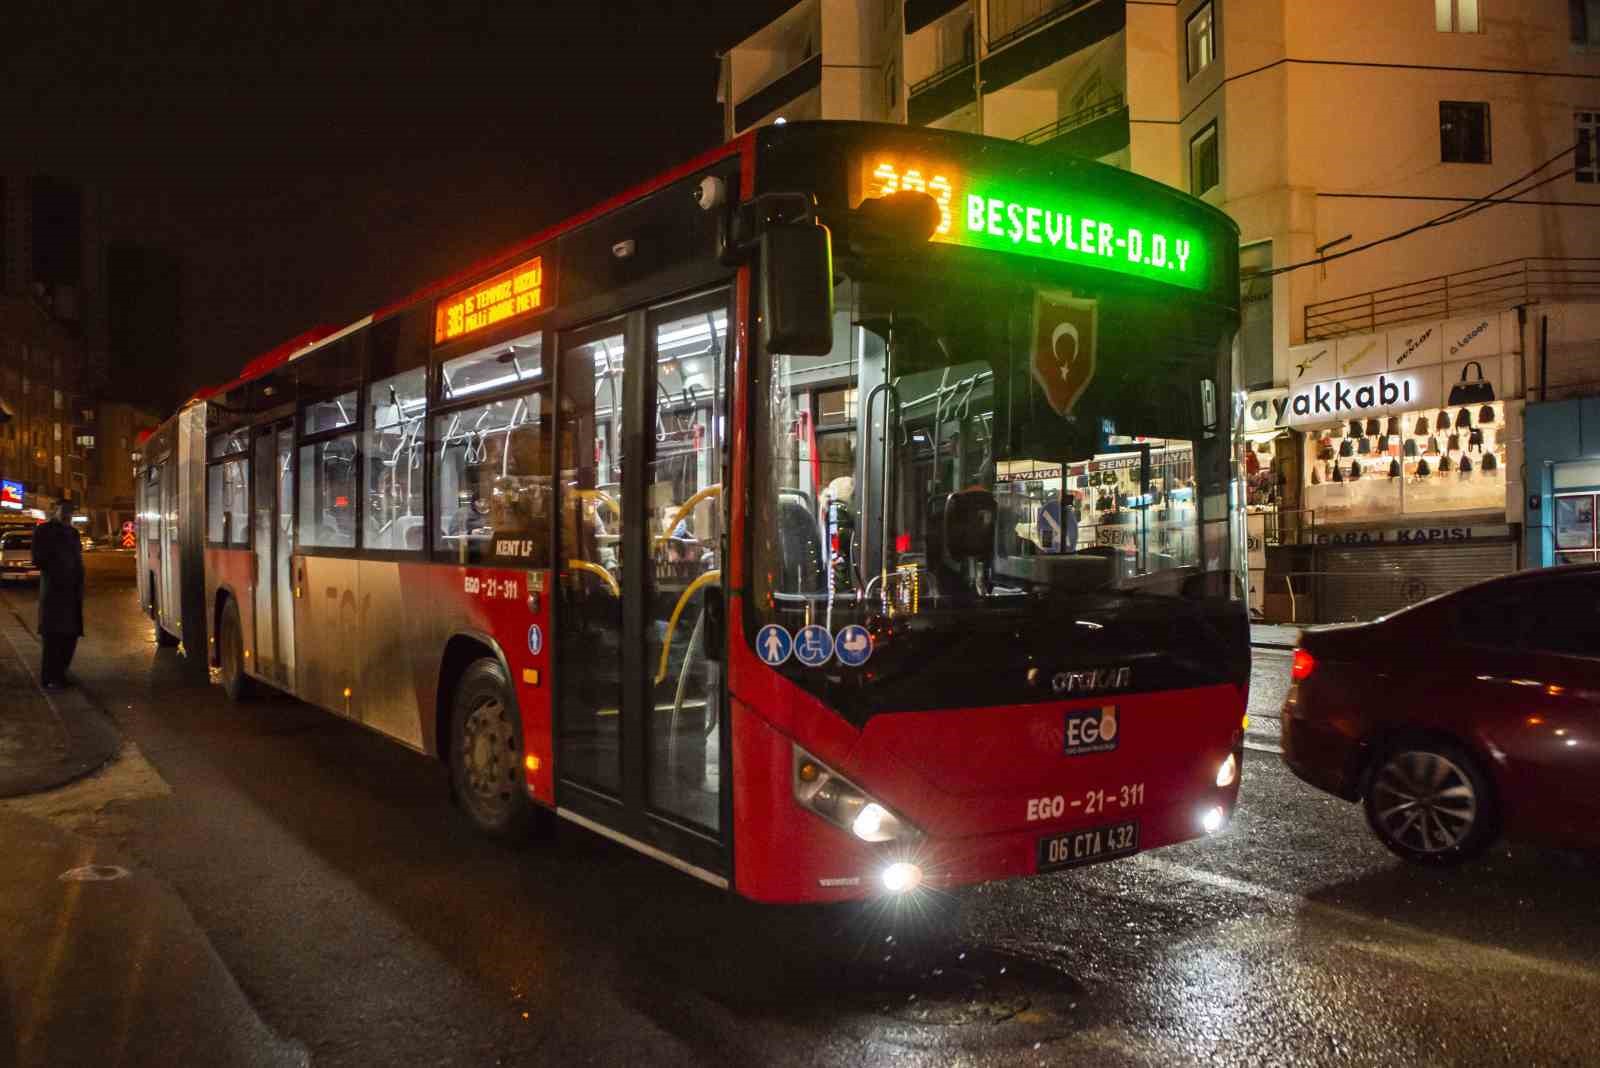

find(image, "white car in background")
[0,528,39,582]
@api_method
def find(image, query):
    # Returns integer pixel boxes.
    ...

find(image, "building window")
[1579,110,1599,183]
[1187,3,1216,78]
[885,59,898,111]
[1190,122,1220,195]
[1436,0,1480,32]
[1440,101,1490,163]
[1573,0,1600,47]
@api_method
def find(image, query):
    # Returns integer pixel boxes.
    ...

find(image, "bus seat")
[398,516,425,551]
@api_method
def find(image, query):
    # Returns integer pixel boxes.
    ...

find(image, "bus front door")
[250,419,294,688]
[554,289,730,886]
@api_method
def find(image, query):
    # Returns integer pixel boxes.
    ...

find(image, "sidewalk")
[0,592,307,1068]
[0,604,121,798]
[1250,622,1301,650]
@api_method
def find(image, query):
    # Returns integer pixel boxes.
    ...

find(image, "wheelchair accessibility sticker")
[794,625,833,667]
[757,624,792,666]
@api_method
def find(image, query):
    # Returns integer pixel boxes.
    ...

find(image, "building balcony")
[1015,92,1128,158]
[733,53,823,133]
[988,0,1097,52]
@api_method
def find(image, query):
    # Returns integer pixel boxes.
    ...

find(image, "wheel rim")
[460,695,518,815]
[1372,750,1478,853]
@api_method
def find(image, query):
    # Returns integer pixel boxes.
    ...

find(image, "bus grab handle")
[653,570,721,685]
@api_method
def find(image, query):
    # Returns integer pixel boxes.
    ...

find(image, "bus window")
[303,390,358,436]
[206,456,248,546]
[298,436,357,549]
[362,368,427,551]
[433,392,550,565]
[440,331,541,401]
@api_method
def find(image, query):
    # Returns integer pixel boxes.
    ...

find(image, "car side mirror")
[760,223,834,356]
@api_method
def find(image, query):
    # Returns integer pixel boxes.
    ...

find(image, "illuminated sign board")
[434,255,547,344]
[0,480,22,510]
[855,157,1210,291]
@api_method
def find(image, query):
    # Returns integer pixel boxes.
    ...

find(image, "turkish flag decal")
[1030,290,1099,417]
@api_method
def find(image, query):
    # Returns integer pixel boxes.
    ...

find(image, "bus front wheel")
[450,658,545,840]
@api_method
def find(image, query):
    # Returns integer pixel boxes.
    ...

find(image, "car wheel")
[450,658,547,840]
[1361,739,1496,866]
[219,597,254,701]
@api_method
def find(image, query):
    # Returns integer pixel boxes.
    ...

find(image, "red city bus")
[137,122,1247,903]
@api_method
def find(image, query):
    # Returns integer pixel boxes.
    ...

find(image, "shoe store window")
[1301,401,1509,524]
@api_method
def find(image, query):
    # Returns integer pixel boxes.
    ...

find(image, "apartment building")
[719,0,1600,618]
[0,294,91,512]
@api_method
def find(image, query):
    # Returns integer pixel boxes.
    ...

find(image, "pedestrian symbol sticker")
[528,624,543,656]
[756,624,792,666]
[834,624,872,667]
[794,624,833,667]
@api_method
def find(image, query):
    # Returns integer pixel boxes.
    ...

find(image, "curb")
[0,605,122,798]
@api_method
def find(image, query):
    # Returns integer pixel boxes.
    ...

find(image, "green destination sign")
[856,158,1210,291]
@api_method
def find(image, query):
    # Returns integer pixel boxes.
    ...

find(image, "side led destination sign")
[435,255,547,344]
[855,158,1210,291]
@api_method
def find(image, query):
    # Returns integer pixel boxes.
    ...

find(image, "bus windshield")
[752,265,1242,721]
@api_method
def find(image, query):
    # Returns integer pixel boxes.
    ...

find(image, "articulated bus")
[138,121,1247,903]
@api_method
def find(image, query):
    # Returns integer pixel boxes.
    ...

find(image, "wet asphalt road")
[5,558,1600,1067]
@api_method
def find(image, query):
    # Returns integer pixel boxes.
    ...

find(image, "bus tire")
[218,596,254,701]
[450,658,543,840]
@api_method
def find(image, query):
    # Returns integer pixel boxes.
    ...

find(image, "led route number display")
[435,255,547,344]
[858,158,1209,292]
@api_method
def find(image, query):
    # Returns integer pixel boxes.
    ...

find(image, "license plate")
[1037,820,1139,872]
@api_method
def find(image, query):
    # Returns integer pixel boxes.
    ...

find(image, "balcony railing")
[908,24,974,98]
[1303,257,1600,340]
[988,0,1094,51]
[1015,92,1125,146]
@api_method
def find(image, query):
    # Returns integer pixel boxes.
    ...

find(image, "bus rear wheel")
[218,597,254,701]
[450,658,545,840]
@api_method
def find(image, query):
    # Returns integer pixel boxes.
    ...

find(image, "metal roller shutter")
[1317,541,1516,623]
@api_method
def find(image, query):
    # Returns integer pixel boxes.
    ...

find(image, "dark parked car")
[1282,564,1600,865]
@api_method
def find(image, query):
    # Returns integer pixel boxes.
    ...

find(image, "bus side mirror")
[760,223,834,356]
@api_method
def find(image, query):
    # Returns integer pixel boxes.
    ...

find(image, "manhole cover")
[59,864,131,882]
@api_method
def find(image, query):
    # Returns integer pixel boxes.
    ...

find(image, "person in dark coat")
[30,499,85,690]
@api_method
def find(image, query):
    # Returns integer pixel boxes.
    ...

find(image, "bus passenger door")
[554,291,730,882]
[252,427,278,680]
[275,422,296,689]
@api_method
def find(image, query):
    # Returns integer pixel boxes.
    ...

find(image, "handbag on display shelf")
[1426,435,1440,454]
[1468,427,1484,450]
[1436,409,1451,431]
[1319,443,1336,461]
[1456,407,1473,429]
[1414,415,1430,435]
[1478,403,1495,425]
[1483,451,1499,472]
[1332,462,1345,482]
[1439,454,1454,473]
[1386,416,1401,436]
[1416,457,1432,477]
[1447,432,1461,451]
[1448,360,1495,405]
[1389,458,1402,478]
[1364,417,1381,436]
[1358,437,1372,455]
[1350,460,1363,479]
[1459,455,1474,474]
[1348,419,1363,437]
[1339,438,1355,457]
[1403,439,1418,458]
[1311,464,1321,485]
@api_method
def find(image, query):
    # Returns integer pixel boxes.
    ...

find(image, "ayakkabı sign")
[1283,370,1431,429]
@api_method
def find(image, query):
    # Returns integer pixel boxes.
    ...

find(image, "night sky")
[3,1,792,412]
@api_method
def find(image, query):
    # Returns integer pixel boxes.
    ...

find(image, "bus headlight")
[794,748,917,843]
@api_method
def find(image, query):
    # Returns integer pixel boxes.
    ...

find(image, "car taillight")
[1290,648,1315,681]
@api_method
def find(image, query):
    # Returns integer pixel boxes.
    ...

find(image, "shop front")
[1524,395,1600,567]
[1283,312,1523,622]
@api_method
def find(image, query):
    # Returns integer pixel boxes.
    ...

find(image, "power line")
[1263,143,1582,278]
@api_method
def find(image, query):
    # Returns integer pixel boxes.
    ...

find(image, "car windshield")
[752,268,1242,719]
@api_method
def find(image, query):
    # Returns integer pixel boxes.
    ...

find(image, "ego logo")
[1064,706,1119,755]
